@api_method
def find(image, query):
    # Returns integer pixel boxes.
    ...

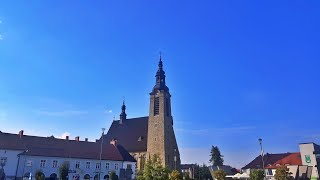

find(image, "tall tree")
[109,171,118,180]
[194,164,213,180]
[274,166,292,180]
[59,161,70,180]
[209,146,224,166]
[249,169,264,180]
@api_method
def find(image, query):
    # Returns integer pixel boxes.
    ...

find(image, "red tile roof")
[265,152,302,169]
[0,131,136,162]
[242,153,291,169]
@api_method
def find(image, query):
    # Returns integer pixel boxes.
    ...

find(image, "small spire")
[150,53,169,94]
[120,100,127,124]
[158,52,163,69]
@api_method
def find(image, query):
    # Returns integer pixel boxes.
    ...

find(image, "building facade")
[103,57,181,171]
[299,143,320,180]
[0,130,136,180]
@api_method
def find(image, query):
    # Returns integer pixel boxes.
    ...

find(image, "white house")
[0,130,136,180]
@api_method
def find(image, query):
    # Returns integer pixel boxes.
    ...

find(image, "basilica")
[102,56,181,171]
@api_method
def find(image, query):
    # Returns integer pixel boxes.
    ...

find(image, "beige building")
[102,57,181,171]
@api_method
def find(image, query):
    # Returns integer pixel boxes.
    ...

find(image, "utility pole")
[99,128,105,180]
[258,138,265,179]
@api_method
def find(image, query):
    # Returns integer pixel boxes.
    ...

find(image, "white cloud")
[60,132,70,139]
[104,109,112,114]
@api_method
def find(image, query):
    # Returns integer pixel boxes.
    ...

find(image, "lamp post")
[258,138,265,178]
[99,128,105,180]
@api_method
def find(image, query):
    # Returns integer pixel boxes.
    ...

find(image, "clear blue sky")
[0,1,320,168]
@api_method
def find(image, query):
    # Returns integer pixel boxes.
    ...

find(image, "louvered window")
[154,97,159,115]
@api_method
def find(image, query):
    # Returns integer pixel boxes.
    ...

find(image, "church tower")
[147,56,181,171]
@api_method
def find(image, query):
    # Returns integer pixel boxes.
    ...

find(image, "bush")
[249,169,264,180]
[213,170,226,180]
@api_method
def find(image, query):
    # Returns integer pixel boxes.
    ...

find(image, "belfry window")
[154,97,159,115]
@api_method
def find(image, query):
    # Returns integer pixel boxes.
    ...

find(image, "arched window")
[50,173,57,180]
[94,174,99,180]
[84,174,90,180]
[23,172,31,180]
[104,175,109,180]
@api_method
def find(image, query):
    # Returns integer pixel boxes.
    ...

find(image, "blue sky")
[0,1,320,168]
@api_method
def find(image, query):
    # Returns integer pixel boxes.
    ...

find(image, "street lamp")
[258,138,265,177]
[99,128,106,180]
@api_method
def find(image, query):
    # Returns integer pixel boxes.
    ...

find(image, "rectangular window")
[127,164,132,169]
[96,162,101,169]
[86,162,90,169]
[26,160,33,167]
[75,161,80,169]
[115,163,118,170]
[106,162,110,170]
[40,160,46,167]
[52,160,58,168]
[154,97,159,115]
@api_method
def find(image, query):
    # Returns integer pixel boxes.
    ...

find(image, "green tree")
[249,169,264,180]
[35,170,45,180]
[213,169,226,180]
[209,146,224,166]
[58,161,70,180]
[274,166,292,180]
[137,154,170,180]
[194,164,213,180]
[170,170,182,180]
[109,171,118,180]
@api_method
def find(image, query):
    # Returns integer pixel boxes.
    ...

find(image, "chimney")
[110,139,117,146]
[19,130,24,138]
[85,138,88,142]
[66,136,69,140]
[75,136,80,142]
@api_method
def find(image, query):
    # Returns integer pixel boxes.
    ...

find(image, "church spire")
[119,100,127,124]
[151,54,169,94]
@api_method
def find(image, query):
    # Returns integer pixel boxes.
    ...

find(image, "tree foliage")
[209,146,224,166]
[274,166,292,180]
[109,171,118,180]
[58,161,70,180]
[35,170,45,180]
[249,169,265,180]
[194,164,213,180]
[213,169,227,180]
[137,154,170,180]
[170,170,182,180]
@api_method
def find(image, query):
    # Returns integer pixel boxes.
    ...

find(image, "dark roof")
[103,116,149,152]
[181,164,196,169]
[0,131,136,162]
[242,153,292,169]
